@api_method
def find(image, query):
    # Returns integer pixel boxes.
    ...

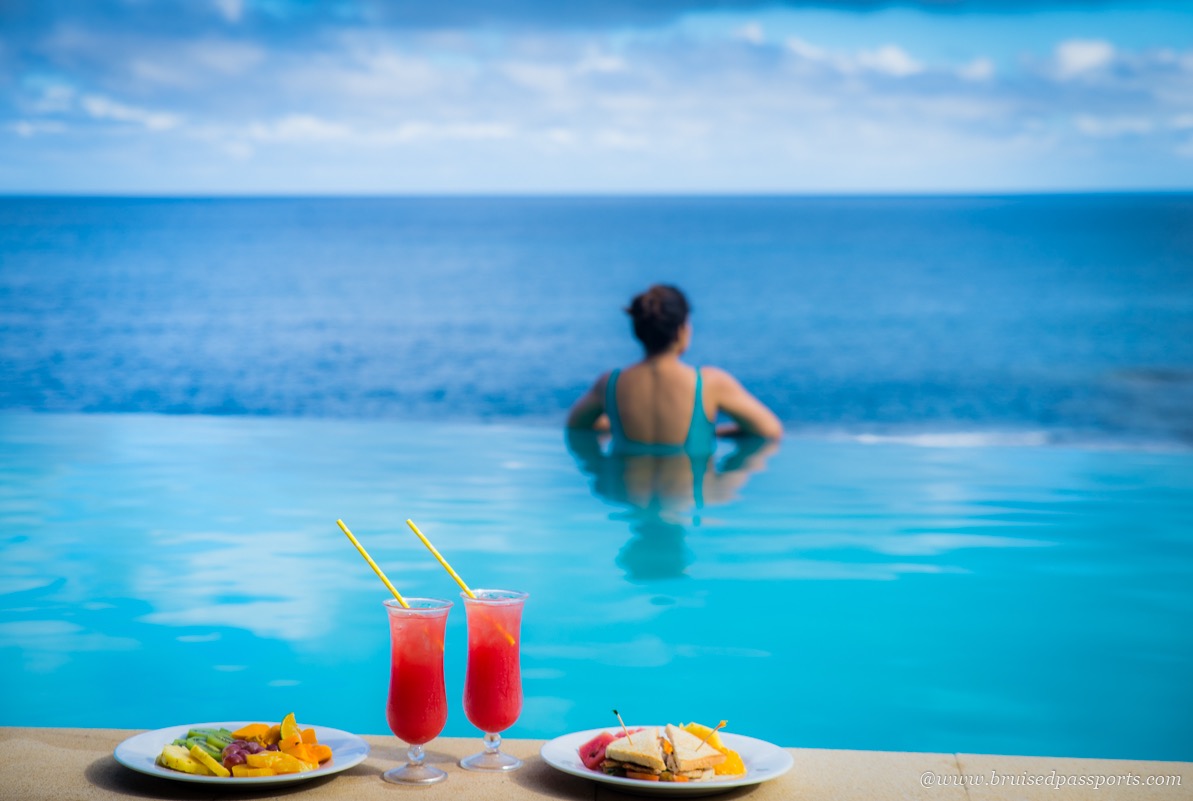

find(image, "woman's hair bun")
[625,284,690,355]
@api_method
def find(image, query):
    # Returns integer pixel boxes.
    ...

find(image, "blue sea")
[1,195,1191,762]
[2,195,1191,445]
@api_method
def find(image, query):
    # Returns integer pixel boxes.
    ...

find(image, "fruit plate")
[114,721,370,786]
[540,727,794,797]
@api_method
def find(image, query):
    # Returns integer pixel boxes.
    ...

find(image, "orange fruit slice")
[279,712,301,741]
[231,723,271,743]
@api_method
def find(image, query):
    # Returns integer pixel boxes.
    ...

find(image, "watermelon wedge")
[578,731,617,770]
[577,728,644,771]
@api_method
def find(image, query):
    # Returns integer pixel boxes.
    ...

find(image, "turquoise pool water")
[1,413,1190,760]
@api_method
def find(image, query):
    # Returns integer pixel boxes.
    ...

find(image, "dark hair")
[626,285,690,356]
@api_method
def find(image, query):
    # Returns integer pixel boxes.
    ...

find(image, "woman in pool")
[567,284,782,450]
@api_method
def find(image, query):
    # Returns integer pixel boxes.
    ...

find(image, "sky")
[2,0,1192,194]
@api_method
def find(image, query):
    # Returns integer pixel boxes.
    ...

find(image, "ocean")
[2,194,1191,446]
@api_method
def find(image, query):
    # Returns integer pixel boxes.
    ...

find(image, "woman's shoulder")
[696,365,742,390]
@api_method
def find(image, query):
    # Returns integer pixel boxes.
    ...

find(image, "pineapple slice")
[159,744,213,776]
[188,744,231,778]
[681,722,724,750]
[681,723,747,776]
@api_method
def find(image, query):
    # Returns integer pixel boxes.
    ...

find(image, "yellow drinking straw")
[406,519,516,646]
[406,519,477,600]
[337,519,409,608]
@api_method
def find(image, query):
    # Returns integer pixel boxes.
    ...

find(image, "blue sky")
[3,0,1191,193]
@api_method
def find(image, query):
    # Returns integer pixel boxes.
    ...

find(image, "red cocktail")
[459,589,528,771]
[383,597,452,785]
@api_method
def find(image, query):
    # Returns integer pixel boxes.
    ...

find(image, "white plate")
[113,721,370,787]
[540,727,793,796]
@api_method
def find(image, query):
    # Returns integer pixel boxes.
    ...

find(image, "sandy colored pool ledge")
[1,727,1188,801]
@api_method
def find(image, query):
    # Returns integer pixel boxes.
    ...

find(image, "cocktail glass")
[383,597,453,785]
[458,589,528,771]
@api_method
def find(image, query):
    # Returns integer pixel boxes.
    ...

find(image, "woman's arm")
[704,367,783,439]
[566,372,611,430]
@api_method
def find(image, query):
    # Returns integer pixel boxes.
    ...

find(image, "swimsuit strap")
[683,367,716,456]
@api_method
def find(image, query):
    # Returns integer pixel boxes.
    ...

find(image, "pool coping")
[1,727,1189,800]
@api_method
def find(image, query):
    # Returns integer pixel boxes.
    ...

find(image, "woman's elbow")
[758,418,784,440]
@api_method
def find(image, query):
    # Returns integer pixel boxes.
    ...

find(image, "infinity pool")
[1,413,1190,760]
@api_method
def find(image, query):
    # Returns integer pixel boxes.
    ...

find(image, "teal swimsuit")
[604,367,716,457]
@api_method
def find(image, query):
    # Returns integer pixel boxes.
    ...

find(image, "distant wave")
[850,430,1051,448]
[800,427,1192,452]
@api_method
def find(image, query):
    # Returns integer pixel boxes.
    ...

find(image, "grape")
[221,739,263,769]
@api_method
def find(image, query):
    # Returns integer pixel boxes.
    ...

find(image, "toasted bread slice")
[665,724,726,772]
[605,727,665,774]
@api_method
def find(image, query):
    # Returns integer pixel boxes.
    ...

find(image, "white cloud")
[785,36,855,74]
[343,49,443,96]
[576,50,627,74]
[594,127,649,151]
[248,114,352,142]
[786,36,828,62]
[191,40,265,75]
[383,121,514,143]
[1074,115,1154,137]
[281,38,446,101]
[221,140,255,159]
[735,22,764,45]
[81,95,180,130]
[10,120,68,137]
[31,84,76,113]
[958,57,995,82]
[786,38,922,77]
[501,61,571,94]
[1055,39,1115,79]
[857,45,923,77]
[213,0,243,24]
[544,127,577,145]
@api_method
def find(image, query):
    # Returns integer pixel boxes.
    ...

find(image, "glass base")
[383,742,447,784]
[382,764,448,785]
[459,732,522,771]
[459,750,523,772]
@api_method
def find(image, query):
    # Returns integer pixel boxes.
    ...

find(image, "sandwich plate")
[540,728,794,797]
[113,722,370,787]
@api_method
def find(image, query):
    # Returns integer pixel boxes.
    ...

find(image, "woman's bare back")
[613,361,713,445]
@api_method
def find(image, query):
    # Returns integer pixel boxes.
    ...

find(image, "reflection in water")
[565,430,778,581]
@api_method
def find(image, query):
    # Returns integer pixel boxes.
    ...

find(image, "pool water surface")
[0,413,1190,761]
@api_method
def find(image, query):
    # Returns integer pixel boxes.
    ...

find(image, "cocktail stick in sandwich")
[664,724,726,779]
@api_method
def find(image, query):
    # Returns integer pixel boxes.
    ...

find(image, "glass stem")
[483,732,502,754]
[407,743,426,767]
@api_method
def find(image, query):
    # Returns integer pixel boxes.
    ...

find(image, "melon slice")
[578,731,617,770]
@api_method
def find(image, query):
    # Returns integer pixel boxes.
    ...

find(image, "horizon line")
[2,188,1191,200]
